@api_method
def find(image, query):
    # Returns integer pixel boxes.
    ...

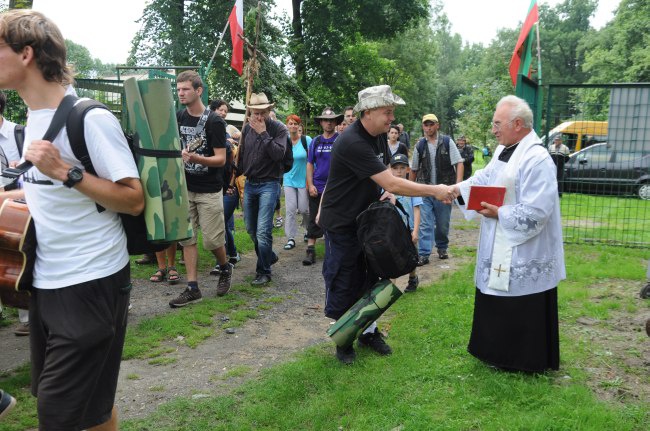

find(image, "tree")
[128,0,293,103]
[583,0,650,83]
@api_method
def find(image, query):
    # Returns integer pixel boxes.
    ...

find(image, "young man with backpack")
[0,10,143,430]
[170,70,233,306]
[304,107,342,265]
[318,85,455,364]
[409,114,464,264]
[237,93,288,286]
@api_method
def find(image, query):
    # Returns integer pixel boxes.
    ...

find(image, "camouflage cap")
[353,85,405,113]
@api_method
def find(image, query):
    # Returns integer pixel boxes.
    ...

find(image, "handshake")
[435,184,460,204]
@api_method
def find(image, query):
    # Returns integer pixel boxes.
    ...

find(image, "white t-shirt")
[22,102,139,289]
[0,117,22,166]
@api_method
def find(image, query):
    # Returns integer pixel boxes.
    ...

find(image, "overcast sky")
[31,0,621,65]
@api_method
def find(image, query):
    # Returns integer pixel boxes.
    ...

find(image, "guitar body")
[0,199,35,309]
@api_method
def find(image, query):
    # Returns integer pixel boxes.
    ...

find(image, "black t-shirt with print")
[177,109,226,193]
[318,120,389,234]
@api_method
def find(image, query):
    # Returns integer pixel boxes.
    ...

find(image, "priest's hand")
[478,202,499,219]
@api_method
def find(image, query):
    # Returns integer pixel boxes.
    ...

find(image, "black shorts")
[29,264,131,430]
[306,193,324,239]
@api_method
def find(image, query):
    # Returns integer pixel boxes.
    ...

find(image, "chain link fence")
[542,84,650,248]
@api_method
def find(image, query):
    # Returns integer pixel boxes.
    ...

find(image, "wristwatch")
[63,166,84,188]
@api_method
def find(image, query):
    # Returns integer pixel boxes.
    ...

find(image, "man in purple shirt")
[304,107,343,265]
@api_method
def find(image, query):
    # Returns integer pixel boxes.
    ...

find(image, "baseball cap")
[422,114,439,123]
[390,153,410,167]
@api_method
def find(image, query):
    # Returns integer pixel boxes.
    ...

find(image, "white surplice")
[457,130,566,297]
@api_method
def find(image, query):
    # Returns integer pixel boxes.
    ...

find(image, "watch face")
[69,168,83,181]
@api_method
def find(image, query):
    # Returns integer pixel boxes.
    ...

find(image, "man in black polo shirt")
[237,93,288,285]
[319,85,455,364]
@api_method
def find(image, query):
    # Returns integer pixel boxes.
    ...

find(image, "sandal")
[149,268,166,282]
[167,266,180,285]
[284,238,296,250]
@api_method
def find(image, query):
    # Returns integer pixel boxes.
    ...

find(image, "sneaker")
[303,234,308,243]
[13,322,29,336]
[0,390,16,420]
[209,263,221,276]
[335,345,356,365]
[169,287,202,308]
[405,276,419,293]
[358,329,393,355]
[216,264,233,297]
[302,248,316,266]
[437,249,449,260]
[228,253,241,266]
[274,217,283,228]
[416,255,429,266]
[251,274,271,286]
[135,253,155,265]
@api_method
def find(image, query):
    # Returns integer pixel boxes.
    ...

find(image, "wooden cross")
[493,264,507,277]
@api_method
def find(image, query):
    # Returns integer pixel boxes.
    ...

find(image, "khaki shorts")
[180,190,225,250]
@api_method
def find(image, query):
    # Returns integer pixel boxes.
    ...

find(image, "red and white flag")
[229,0,244,75]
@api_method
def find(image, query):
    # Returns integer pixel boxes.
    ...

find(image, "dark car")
[561,143,650,200]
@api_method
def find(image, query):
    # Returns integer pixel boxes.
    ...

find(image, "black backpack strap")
[13,124,25,157]
[0,95,78,187]
[416,138,427,163]
[301,135,308,152]
[66,99,110,176]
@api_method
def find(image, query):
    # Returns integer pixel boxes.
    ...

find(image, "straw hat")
[247,92,275,110]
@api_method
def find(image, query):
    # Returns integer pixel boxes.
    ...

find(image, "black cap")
[390,153,409,167]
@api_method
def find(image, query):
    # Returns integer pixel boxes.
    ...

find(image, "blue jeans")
[418,196,451,257]
[223,190,239,257]
[244,180,280,275]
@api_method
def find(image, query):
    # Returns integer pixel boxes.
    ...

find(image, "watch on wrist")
[63,166,84,188]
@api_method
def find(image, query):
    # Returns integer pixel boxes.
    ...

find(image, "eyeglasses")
[490,119,514,131]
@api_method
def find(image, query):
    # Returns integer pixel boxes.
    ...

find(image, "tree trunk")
[290,0,308,116]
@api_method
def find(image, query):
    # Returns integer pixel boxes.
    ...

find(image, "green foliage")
[583,0,650,83]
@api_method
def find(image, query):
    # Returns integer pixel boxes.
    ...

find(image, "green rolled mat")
[137,79,192,242]
[124,77,165,241]
[326,279,403,347]
[124,78,192,243]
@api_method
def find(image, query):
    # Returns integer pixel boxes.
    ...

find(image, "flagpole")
[535,21,542,85]
[204,19,231,78]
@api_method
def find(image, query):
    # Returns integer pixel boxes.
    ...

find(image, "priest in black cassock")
[453,95,565,373]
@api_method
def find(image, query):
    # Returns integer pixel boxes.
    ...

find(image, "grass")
[121,244,649,430]
[110,247,648,430]
[559,193,650,246]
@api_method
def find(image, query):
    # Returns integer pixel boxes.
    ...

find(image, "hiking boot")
[416,255,429,266]
[405,276,419,293]
[216,264,233,297]
[251,274,271,286]
[302,247,316,266]
[169,287,202,308]
[0,390,16,420]
[335,345,356,365]
[358,329,392,355]
[14,323,29,336]
[437,249,449,259]
[228,253,241,266]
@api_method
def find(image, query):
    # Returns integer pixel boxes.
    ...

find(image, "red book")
[466,186,506,211]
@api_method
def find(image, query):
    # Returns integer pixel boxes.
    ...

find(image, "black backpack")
[66,98,177,255]
[356,200,419,279]
[2,125,26,191]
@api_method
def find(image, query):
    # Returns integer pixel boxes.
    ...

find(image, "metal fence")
[542,83,650,248]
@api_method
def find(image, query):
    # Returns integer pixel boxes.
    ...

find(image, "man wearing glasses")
[410,114,464,264]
